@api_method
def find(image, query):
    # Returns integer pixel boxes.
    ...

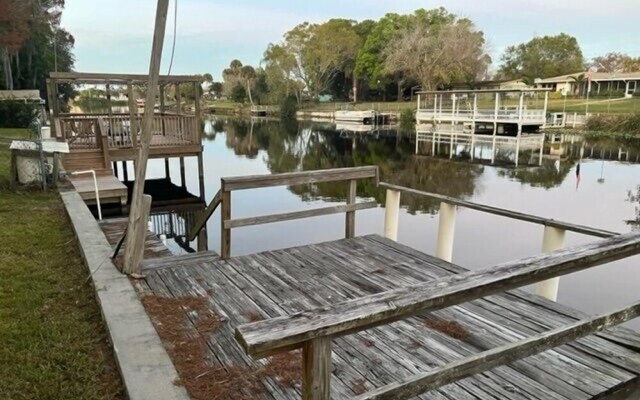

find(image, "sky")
[61,0,640,80]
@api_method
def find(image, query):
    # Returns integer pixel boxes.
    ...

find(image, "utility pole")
[123,0,170,274]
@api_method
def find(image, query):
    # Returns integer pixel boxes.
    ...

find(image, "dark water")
[138,117,640,328]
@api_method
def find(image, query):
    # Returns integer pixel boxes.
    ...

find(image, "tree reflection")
[219,117,484,214]
[497,159,575,189]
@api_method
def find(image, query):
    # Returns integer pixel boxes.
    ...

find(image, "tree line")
[215,7,640,105]
[0,0,75,101]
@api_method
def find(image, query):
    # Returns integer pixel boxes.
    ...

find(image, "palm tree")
[570,74,586,97]
[240,65,256,106]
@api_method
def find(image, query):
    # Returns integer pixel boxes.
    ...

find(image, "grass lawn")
[0,128,125,400]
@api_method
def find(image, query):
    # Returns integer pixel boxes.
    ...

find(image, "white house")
[536,71,640,97]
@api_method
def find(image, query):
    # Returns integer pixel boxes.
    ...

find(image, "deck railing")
[379,182,618,301]
[226,170,640,400]
[186,166,380,257]
[55,112,199,150]
[235,231,640,400]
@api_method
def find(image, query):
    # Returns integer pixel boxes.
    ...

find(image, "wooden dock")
[135,234,640,399]
[100,217,173,261]
[69,173,128,207]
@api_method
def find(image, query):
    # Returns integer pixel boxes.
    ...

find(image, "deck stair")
[62,149,112,175]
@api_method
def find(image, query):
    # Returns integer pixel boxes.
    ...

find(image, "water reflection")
[144,116,640,328]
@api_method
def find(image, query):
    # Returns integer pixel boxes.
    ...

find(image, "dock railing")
[379,182,618,301]
[56,112,199,150]
[187,166,380,257]
[235,231,640,400]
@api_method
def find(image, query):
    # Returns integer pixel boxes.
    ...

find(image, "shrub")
[279,95,298,120]
[399,108,415,132]
[586,112,640,136]
[0,101,39,128]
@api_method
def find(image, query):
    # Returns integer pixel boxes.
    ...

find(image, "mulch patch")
[141,294,301,399]
[424,316,470,341]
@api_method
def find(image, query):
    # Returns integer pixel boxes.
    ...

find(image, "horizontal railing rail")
[215,166,379,258]
[379,182,617,239]
[380,182,618,302]
[56,113,198,150]
[235,231,640,400]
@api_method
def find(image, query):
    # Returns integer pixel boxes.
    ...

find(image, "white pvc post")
[436,202,456,262]
[383,189,401,241]
[536,226,566,301]
[71,170,102,220]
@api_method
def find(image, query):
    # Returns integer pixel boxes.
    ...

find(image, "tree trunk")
[246,81,254,106]
[2,49,14,90]
[352,72,358,104]
[397,81,403,102]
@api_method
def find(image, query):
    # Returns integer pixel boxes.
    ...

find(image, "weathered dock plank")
[138,234,640,399]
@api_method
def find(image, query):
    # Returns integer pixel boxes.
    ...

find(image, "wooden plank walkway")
[100,217,173,260]
[70,173,128,206]
[135,235,640,400]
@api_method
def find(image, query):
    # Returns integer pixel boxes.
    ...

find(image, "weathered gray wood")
[236,231,640,358]
[140,234,640,400]
[379,182,618,239]
[221,166,378,192]
[123,0,170,274]
[224,201,377,229]
[302,337,332,400]
[186,188,222,241]
[49,71,202,84]
[355,300,640,400]
[127,82,138,147]
[123,194,152,273]
[220,190,231,259]
[345,179,356,239]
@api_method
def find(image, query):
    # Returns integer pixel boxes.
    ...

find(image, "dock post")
[179,157,186,187]
[122,161,128,182]
[123,194,152,274]
[220,190,231,258]
[537,226,566,301]
[164,157,170,179]
[345,179,357,238]
[302,338,332,400]
[383,189,401,241]
[197,153,205,201]
[436,202,456,262]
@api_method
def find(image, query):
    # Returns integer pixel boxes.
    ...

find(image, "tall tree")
[263,43,298,101]
[498,34,584,80]
[383,16,489,91]
[240,65,256,105]
[590,52,640,73]
[283,19,361,98]
[0,0,75,97]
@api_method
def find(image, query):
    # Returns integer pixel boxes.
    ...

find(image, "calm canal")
[140,117,640,328]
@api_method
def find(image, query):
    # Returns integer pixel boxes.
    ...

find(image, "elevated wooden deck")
[134,235,640,400]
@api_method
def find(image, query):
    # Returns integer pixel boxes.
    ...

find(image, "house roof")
[537,71,640,84]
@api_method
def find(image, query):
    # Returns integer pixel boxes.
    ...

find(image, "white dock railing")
[380,182,617,302]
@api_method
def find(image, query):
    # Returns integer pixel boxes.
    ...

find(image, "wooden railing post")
[220,189,231,259]
[537,226,566,301]
[302,338,332,400]
[383,189,401,241]
[436,202,456,262]
[345,179,356,238]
